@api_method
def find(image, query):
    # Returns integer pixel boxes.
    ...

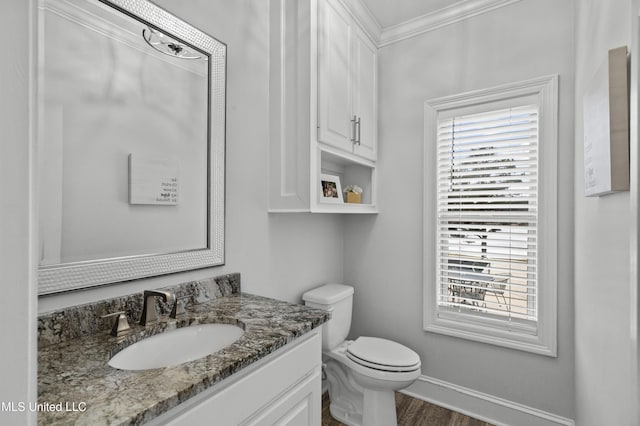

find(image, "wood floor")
[321,392,493,426]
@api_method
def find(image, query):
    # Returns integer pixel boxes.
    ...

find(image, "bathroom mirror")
[37,0,226,294]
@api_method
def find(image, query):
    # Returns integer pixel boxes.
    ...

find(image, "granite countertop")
[38,290,328,425]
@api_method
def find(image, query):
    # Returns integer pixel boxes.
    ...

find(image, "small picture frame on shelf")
[319,174,343,204]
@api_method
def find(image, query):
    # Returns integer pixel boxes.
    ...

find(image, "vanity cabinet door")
[244,369,321,426]
[318,0,354,153]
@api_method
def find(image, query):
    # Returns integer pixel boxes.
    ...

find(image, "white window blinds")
[436,104,539,332]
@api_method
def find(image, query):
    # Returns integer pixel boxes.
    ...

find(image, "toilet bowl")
[303,284,421,426]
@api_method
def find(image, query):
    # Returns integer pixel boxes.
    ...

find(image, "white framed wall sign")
[583,45,629,196]
[129,154,180,205]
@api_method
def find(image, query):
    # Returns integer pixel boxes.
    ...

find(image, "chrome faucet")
[140,290,176,326]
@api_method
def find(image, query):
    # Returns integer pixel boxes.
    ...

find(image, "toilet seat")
[327,340,422,387]
[346,337,421,373]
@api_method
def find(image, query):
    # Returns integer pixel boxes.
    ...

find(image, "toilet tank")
[302,284,354,351]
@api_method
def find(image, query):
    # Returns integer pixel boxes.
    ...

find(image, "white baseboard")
[400,375,574,426]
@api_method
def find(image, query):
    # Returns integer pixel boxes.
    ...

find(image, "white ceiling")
[359,0,458,28]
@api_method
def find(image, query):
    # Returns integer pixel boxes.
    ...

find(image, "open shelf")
[312,146,377,214]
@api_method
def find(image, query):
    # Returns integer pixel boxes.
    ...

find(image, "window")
[423,76,558,356]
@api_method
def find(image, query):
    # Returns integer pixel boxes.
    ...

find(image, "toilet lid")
[347,337,421,372]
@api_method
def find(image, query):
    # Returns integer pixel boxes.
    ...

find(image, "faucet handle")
[101,311,130,337]
[170,296,189,319]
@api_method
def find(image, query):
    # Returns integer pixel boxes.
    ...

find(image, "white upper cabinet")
[268,0,378,214]
[318,0,377,161]
[351,23,377,160]
[318,0,353,152]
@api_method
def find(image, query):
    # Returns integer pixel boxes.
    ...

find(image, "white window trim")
[423,75,558,357]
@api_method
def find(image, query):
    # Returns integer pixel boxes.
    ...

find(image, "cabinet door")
[352,25,377,161]
[318,0,354,152]
[244,369,321,426]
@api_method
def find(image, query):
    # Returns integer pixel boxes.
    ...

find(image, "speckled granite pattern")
[37,275,329,425]
[38,273,241,348]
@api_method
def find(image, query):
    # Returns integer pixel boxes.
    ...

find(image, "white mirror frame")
[38,0,226,294]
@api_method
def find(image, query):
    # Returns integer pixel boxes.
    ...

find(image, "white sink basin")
[109,323,244,371]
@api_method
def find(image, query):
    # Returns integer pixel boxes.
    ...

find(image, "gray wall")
[0,1,37,424]
[344,0,575,419]
[574,0,638,424]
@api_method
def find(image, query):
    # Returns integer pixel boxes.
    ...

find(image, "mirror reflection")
[38,0,226,293]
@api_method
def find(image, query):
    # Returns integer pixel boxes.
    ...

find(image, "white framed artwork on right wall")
[583,45,629,197]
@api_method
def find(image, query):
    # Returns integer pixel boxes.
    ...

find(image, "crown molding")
[378,0,523,48]
[339,0,383,45]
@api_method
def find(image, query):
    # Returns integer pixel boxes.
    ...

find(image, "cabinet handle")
[350,115,357,142]
[355,116,361,146]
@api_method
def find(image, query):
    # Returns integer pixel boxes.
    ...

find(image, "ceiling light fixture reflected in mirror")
[142,27,203,60]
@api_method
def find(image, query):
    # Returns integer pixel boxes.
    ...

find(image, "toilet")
[303,284,421,426]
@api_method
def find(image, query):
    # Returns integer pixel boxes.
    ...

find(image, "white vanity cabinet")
[318,0,377,161]
[268,0,378,214]
[149,330,322,426]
